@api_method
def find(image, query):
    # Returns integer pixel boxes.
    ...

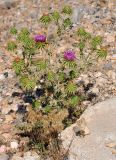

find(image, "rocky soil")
[0,0,116,159]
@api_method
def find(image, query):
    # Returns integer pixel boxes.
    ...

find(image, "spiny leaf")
[64,60,77,68]
[77,28,91,39]
[17,32,34,48]
[33,100,41,109]
[51,11,60,22]
[58,72,65,82]
[63,18,72,29]
[47,70,55,82]
[74,109,83,118]
[62,6,72,15]
[69,70,78,79]
[17,28,31,47]
[43,105,52,113]
[12,59,25,75]
[40,14,51,25]
[10,27,17,35]
[20,76,36,90]
[97,48,107,58]
[77,28,87,37]
[70,96,80,107]
[7,41,17,51]
[66,82,77,95]
[20,28,30,36]
[35,42,46,49]
[91,36,102,49]
[78,41,85,51]
[34,60,47,70]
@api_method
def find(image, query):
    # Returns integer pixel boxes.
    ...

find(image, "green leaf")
[7,41,17,51]
[97,48,107,58]
[20,28,30,36]
[40,14,51,25]
[69,70,78,79]
[70,96,80,107]
[20,76,36,90]
[91,36,102,49]
[34,60,47,70]
[51,11,60,22]
[47,70,55,82]
[77,28,87,37]
[66,82,77,95]
[63,18,72,29]
[74,109,83,118]
[78,41,85,51]
[17,33,34,48]
[33,100,41,108]
[62,6,72,15]
[43,105,52,113]
[12,59,25,75]
[10,27,17,35]
[77,28,91,39]
[64,60,77,68]
[58,72,65,82]
[35,42,46,49]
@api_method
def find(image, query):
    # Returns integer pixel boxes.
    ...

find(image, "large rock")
[61,98,116,160]
[0,154,9,160]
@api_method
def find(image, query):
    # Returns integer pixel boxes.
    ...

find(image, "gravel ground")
[0,0,116,159]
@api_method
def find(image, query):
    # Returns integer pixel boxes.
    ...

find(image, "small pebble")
[10,141,18,149]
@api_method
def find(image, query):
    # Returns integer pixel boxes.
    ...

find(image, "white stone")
[80,74,89,84]
[94,72,102,78]
[82,101,91,106]
[107,71,116,81]
[10,141,18,149]
[0,74,5,81]
[0,145,6,153]
[111,54,116,60]
[90,87,99,94]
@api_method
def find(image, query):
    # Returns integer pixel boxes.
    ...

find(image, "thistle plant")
[7,6,108,159]
[39,5,73,35]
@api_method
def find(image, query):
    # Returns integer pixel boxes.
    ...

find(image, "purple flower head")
[34,34,46,42]
[64,50,76,61]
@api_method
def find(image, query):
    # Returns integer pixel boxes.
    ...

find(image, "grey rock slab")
[61,98,116,160]
[0,154,9,160]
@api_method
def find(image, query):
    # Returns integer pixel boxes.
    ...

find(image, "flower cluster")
[34,34,46,42]
[64,50,76,61]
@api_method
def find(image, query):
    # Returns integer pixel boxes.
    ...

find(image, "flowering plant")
[7,6,107,159]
